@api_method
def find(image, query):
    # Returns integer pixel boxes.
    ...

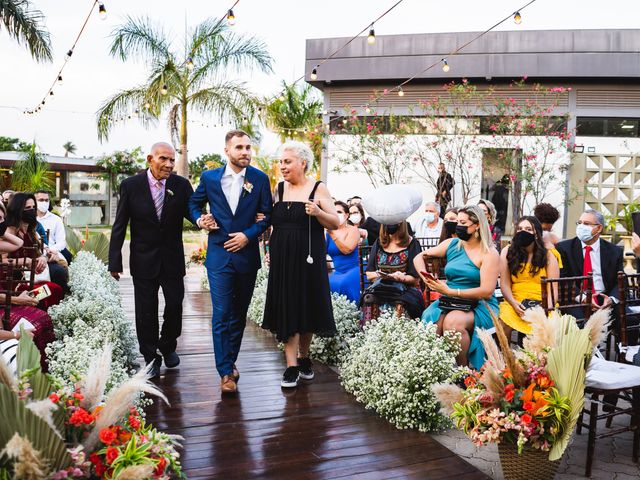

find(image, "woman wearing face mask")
[417,205,500,369]
[361,221,424,324]
[327,201,361,303]
[5,193,64,310]
[347,203,368,245]
[439,208,459,243]
[498,217,559,338]
[0,201,55,372]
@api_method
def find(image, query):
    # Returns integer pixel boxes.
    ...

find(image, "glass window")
[576,118,606,136]
[607,118,639,137]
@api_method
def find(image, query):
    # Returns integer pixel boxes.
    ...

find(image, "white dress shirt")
[581,238,604,293]
[221,163,246,215]
[37,211,67,251]
[413,216,443,239]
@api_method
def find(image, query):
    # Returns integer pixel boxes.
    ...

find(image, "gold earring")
[475,230,480,238]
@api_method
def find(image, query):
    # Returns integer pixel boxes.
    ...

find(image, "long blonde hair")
[457,204,494,253]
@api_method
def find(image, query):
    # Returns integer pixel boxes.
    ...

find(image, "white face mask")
[337,213,346,225]
[349,214,362,225]
[36,201,49,213]
[425,212,437,224]
[576,224,596,243]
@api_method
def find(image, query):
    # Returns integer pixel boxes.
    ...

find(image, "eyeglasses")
[576,221,600,227]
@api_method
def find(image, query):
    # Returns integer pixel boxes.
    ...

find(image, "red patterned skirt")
[6,306,55,371]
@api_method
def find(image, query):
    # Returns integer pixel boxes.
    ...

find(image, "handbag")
[364,278,407,303]
[438,295,477,312]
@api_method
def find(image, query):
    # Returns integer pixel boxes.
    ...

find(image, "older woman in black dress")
[262,141,340,388]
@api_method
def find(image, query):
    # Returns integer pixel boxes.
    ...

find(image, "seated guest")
[478,199,501,249]
[327,201,361,303]
[499,216,559,338]
[556,208,623,312]
[0,335,19,376]
[35,190,73,264]
[534,202,563,268]
[1,190,14,206]
[5,193,64,309]
[348,202,368,244]
[412,201,443,239]
[0,207,55,371]
[362,221,424,323]
[440,207,459,244]
[417,205,499,369]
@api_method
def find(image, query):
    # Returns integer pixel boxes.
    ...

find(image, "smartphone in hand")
[28,284,51,302]
[421,271,437,281]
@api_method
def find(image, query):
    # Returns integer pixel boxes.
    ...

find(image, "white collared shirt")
[221,163,246,214]
[413,216,443,239]
[37,211,66,251]
[581,238,604,293]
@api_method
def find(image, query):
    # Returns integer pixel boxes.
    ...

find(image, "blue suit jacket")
[189,165,272,273]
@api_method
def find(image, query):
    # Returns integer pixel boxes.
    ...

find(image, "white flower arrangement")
[46,252,137,392]
[247,267,270,327]
[340,312,461,432]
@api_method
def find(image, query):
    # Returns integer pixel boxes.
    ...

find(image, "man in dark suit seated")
[556,208,624,318]
[108,142,194,378]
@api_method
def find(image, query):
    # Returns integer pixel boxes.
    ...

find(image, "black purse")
[438,295,477,312]
[364,278,407,303]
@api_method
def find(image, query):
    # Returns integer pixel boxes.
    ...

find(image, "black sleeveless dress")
[262,181,336,342]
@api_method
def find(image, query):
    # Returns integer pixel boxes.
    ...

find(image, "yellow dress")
[549,247,563,269]
[499,263,547,334]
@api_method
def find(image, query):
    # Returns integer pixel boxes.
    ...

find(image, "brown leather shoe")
[221,375,237,394]
[232,364,240,383]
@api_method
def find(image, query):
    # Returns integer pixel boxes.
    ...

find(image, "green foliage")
[96,147,146,194]
[189,152,224,183]
[62,141,77,157]
[64,226,110,264]
[0,136,30,152]
[0,0,52,62]
[618,202,640,235]
[11,142,54,192]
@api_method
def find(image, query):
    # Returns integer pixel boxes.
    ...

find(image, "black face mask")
[444,221,457,235]
[386,224,400,235]
[512,230,535,247]
[455,225,473,241]
[22,208,37,226]
[0,221,6,237]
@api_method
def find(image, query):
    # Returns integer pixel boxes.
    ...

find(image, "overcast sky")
[1,0,637,160]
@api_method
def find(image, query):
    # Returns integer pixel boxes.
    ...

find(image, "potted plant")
[433,306,609,479]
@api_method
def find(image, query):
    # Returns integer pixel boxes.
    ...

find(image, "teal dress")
[421,238,498,370]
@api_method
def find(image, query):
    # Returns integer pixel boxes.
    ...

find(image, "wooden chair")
[415,236,440,250]
[11,246,40,290]
[0,262,14,331]
[357,244,373,294]
[616,271,640,362]
[422,255,445,307]
[540,274,594,323]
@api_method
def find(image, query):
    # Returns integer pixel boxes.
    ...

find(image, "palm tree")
[97,16,273,177]
[62,141,77,157]
[0,0,52,62]
[12,142,54,192]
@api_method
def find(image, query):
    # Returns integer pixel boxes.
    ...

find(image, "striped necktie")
[153,181,164,220]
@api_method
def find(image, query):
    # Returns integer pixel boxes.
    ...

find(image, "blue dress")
[326,233,360,303]
[421,238,498,370]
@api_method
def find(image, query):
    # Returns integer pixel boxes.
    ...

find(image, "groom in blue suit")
[189,130,272,394]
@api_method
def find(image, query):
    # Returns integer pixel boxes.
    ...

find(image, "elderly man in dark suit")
[556,208,624,313]
[108,142,194,377]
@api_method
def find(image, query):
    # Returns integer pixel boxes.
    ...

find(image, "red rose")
[73,392,85,401]
[155,457,167,476]
[49,393,60,403]
[95,462,107,476]
[505,389,515,402]
[89,453,101,466]
[521,414,532,424]
[99,428,117,446]
[523,401,534,412]
[105,447,119,465]
[464,376,476,388]
[128,415,141,430]
[69,408,89,426]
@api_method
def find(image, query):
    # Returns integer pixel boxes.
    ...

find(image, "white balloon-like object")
[362,184,423,225]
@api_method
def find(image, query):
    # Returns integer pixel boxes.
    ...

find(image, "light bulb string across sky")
[28,1,106,114]
[325,0,538,129]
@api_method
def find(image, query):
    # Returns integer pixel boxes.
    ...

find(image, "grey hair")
[425,201,441,215]
[478,199,497,225]
[278,140,314,173]
[583,208,604,226]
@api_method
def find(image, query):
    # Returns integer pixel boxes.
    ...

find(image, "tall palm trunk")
[177,102,189,177]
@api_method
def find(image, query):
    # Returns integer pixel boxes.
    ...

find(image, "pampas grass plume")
[432,383,463,415]
[484,301,527,387]
[0,433,49,480]
[522,306,556,354]
[476,328,505,371]
[585,307,611,349]
[81,344,113,410]
[83,365,168,451]
[26,399,62,439]
[116,464,155,479]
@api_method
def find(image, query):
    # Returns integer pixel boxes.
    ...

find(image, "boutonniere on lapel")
[242,180,253,197]
[166,189,174,197]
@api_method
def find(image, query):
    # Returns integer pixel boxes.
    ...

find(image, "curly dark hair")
[533,203,560,225]
[507,216,548,277]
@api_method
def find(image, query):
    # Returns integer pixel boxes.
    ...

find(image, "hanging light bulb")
[442,59,450,72]
[513,11,522,24]
[66,49,73,58]
[367,28,376,45]
[397,87,405,97]
[227,9,235,26]
[134,109,140,118]
[278,93,285,102]
[160,84,168,95]
[365,106,371,114]
[98,3,107,20]
[310,68,318,80]
[57,75,63,85]
[186,57,194,71]
[49,90,54,96]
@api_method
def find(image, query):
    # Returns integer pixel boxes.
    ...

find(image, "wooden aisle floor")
[120,272,490,480]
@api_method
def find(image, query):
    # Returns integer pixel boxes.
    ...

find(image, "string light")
[227,9,236,25]
[514,11,522,24]
[442,59,450,72]
[57,75,63,85]
[98,3,107,20]
[367,28,376,45]
[397,87,404,97]
[160,85,168,95]
[310,67,318,80]
[66,50,73,58]
[278,93,285,101]
[49,91,54,96]
[186,57,194,71]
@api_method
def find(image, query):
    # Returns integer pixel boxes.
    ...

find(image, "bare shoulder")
[314,181,332,198]
[500,245,510,258]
